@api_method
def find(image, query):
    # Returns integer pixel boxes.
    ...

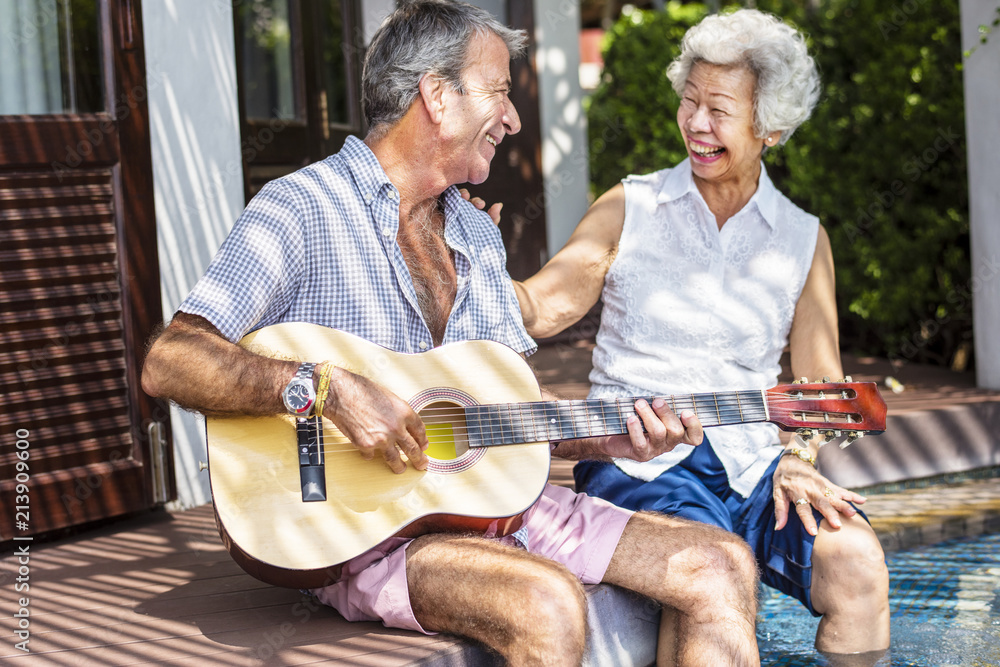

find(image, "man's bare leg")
[811,514,890,664]
[406,533,588,667]
[657,605,680,667]
[603,511,760,667]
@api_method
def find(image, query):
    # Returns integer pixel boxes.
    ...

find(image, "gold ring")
[823,487,836,498]
[795,498,809,507]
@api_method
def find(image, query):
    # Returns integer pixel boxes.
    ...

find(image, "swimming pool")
[756,532,1000,666]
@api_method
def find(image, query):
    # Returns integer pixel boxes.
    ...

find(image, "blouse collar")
[657,158,779,230]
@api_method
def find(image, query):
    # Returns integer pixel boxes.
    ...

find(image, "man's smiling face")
[439,31,521,186]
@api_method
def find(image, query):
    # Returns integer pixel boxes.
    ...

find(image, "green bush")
[587,2,707,195]
[587,0,971,366]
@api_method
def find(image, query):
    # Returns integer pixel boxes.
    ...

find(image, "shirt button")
[387,190,396,200]
[382,228,392,237]
[418,341,428,350]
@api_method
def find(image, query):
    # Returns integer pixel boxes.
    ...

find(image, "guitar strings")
[319,396,851,435]
[306,397,857,455]
[411,390,853,418]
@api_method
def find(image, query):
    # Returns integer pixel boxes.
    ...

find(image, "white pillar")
[360,0,396,44]
[534,0,590,259]
[144,0,245,507]
[960,0,1000,389]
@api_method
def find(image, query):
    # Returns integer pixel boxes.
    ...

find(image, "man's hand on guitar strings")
[325,367,429,473]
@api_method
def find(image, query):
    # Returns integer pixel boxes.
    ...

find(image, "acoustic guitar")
[206,322,887,588]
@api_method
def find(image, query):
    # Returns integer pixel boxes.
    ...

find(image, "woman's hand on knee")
[772,460,866,535]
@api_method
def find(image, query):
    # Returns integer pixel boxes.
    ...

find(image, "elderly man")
[141,1,760,664]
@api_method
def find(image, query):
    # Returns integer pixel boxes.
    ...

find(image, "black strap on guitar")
[295,415,327,502]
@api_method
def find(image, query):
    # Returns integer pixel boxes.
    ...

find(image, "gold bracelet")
[782,446,817,467]
[314,361,333,419]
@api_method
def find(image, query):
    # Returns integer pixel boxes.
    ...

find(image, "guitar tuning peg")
[799,377,809,384]
[822,429,838,443]
[842,375,853,382]
[822,376,831,383]
[840,431,861,449]
[796,428,814,439]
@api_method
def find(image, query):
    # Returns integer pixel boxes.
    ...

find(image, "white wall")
[960,0,1000,389]
[534,0,590,258]
[143,0,245,508]
[361,0,396,45]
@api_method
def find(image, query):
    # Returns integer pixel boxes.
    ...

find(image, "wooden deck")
[0,502,504,666]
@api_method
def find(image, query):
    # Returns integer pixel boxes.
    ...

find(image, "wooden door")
[232,0,365,198]
[0,0,173,541]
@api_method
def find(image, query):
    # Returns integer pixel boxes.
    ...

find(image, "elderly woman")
[514,8,890,662]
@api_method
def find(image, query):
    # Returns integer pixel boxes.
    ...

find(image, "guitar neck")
[465,391,768,447]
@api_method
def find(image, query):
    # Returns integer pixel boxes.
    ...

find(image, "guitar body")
[207,323,551,588]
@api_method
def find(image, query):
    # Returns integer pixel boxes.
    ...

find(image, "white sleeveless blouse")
[589,159,819,496]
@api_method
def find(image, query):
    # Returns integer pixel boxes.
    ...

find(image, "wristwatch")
[783,446,817,467]
[282,362,317,416]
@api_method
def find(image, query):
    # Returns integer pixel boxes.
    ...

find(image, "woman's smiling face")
[677,62,769,188]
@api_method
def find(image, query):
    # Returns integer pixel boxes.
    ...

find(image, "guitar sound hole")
[419,400,471,462]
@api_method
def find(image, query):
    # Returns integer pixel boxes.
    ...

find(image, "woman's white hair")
[666,9,820,144]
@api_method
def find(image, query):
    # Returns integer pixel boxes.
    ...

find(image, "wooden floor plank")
[0,504,462,665]
[25,566,271,618]
[4,617,470,666]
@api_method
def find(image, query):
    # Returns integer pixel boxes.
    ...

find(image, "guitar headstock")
[766,377,887,447]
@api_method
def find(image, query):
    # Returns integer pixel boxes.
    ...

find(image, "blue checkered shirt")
[179,136,536,356]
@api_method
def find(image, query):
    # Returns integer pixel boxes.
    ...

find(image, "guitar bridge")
[296,416,327,502]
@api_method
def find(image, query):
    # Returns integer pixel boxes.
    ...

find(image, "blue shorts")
[574,437,847,616]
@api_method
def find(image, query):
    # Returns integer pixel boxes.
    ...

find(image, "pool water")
[756,532,1000,666]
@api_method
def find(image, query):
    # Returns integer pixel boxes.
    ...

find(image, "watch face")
[284,380,314,413]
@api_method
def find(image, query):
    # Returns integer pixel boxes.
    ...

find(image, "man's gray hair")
[666,9,820,144]
[362,0,527,136]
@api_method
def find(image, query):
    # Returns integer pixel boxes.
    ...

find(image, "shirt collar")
[657,158,779,230]
[656,157,699,203]
[749,163,779,230]
[340,135,487,245]
[340,135,394,205]
[341,136,470,215]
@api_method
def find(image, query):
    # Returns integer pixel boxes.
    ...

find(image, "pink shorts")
[310,484,633,633]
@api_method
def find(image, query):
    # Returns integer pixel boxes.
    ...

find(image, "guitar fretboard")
[464,391,768,447]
